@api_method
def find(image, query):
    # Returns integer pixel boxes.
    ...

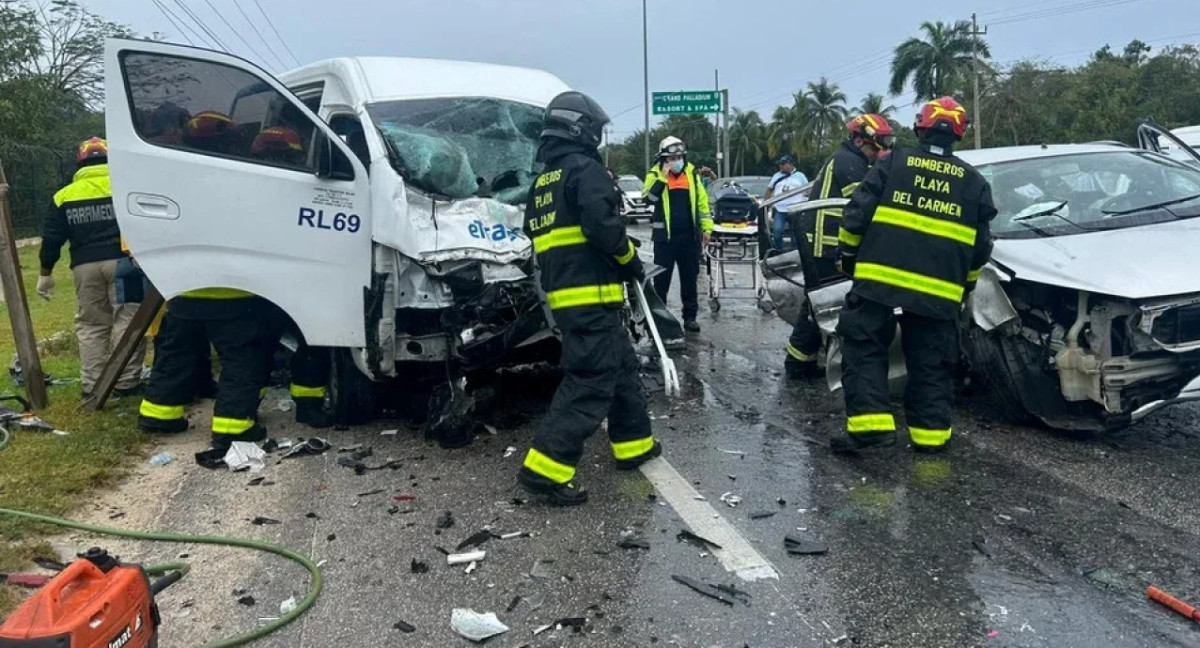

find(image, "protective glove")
[620,255,646,283]
[35,274,54,300]
[646,179,667,203]
[836,249,856,278]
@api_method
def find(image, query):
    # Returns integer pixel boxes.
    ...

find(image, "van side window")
[329,114,370,170]
[121,51,318,173]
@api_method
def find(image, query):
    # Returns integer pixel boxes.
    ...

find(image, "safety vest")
[642,163,713,242]
[808,141,870,260]
[839,146,995,321]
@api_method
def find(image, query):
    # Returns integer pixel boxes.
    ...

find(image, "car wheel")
[329,348,378,426]
[962,325,1040,426]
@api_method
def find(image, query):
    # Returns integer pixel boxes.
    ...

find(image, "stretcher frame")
[704,222,772,313]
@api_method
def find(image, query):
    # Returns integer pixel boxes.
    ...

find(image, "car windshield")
[978,151,1200,238]
[618,177,643,193]
[365,97,545,205]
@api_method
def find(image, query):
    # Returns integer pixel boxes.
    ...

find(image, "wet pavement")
[44,226,1200,647]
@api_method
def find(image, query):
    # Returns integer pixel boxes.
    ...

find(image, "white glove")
[36,275,54,300]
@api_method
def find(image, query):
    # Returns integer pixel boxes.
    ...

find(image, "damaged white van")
[103,40,570,423]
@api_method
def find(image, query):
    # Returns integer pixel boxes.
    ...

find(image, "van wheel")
[329,348,377,426]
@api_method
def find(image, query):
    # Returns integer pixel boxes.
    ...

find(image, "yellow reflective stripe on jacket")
[854,263,965,303]
[290,384,326,399]
[53,165,111,207]
[838,227,862,246]
[212,416,255,435]
[841,182,860,197]
[615,239,637,265]
[814,159,839,257]
[183,287,255,300]
[532,225,587,254]
[611,436,655,460]
[139,400,184,421]
[786,342,815,362]
[523,448,575,483]
[545,283,625,310]
[909,426,952,447]
[967,268,982,282]
[873,206,976,246]
[847,413,896,433]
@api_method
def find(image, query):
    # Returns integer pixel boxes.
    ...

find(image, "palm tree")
[889,20,989,100]
[768,96,806,161]
[798,77,848,155]
[728,109,765,175]
[856,92,896,118]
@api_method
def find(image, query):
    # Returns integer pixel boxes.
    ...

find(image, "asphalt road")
[41,226,1200,648]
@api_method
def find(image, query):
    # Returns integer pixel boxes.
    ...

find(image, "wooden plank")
[0,160,49,409]
[83,285,162,411]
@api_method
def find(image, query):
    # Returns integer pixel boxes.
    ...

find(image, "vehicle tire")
[710,298,721,313]
[329,348,377,427]
[961,325,1039,426]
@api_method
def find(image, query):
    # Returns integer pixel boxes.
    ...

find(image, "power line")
[172,0,229,51]
[990,0,1145,26]
[149,0,196,45]
[201,0,272,69]
[231,0,287,69]
[252,0,301,67]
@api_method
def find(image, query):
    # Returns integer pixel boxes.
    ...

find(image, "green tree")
[856,92,896,118]
[728,108,766,175]
[797,77,848,156]
[889,20,988,100]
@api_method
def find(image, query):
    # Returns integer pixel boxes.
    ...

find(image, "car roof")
[954,143,1138,166]
[277,57,571,107]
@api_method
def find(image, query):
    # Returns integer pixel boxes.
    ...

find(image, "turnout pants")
[72,258,145,392]
[151,312,215,400]
[653,239,701,321]
[836,295,957,449]
[140,302,273,441]
[523,309,655,484]
[289,343,330,405]
[786,257,840,366]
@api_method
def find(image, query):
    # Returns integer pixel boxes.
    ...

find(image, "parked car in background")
[708,176,772,210]
[764,123,1200,432]
[618,174,653,222]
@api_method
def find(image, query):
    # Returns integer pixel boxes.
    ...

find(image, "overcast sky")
[90,0,1199,140]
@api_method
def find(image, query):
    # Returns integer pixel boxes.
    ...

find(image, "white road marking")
[640,457,779,581]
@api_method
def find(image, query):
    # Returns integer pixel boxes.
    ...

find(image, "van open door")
[1138,119,1200,167]
[104,39,371,347]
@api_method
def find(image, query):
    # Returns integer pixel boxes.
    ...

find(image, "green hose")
[0,507,322,648]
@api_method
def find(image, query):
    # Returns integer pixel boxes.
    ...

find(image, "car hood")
[992,219,1200,299]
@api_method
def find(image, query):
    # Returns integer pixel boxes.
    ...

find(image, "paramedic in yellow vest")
[37,138,145,398]
[642,136,713,333]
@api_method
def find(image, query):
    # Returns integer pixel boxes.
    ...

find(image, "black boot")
[829,431,897,454]
[912,437,952,455]
[614,440,662,470]
[138,415,188,434]
[517,468,589,506]
[784,357,822,379]
[210,423,268,453]
[296,400,332,429]
[684,319,701,333]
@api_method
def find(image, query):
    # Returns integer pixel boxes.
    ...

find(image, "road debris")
[149,452,173,466]
[281,437,330,459]
[749,510,777,520]
[784,535,828,556]
[411,559,428,574]
[719,492,742,507]
[972,537,993,558]
[713,583,752,605]
[393,619,416,633]
[236,594,256,607]
[504,446,517,458]
[1146,585,1200,623]
[276,398,293,412]
[456,530,495,551]
[357,489,385,497]
[499,531,528,540]
[381,429,398,436]
[672,575,735,605]
[436,510,456,529]
[618,536,651,550]
[447,550,486,566]
[718,448,745,456]
[250,516,280,526]
[224,442,266,472]
[465,561,478,574]
[279,596,297,615]
[529,559,556,579]
[450,608,509,642]
[777,497,787,506]
[395,494,417,502]
[506,596,521,612]
[677,530,723,550]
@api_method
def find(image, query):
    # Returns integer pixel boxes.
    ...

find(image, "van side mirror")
[317,134,355,181]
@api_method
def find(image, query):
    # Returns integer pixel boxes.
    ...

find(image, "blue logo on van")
[468,220,524,242]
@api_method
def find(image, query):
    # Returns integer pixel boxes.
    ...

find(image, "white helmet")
[657,136,686,158]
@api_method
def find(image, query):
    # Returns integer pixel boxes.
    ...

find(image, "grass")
[0,243,149,616]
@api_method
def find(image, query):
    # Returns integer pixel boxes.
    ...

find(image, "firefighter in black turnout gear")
[517,91,660,506]
[831,97,996,454]
[785,114,894,378]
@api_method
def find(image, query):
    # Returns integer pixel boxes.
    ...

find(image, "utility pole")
[642,0,651,171]
[714,69,721,177]
[969,12,987,150]
[722,89,730,178]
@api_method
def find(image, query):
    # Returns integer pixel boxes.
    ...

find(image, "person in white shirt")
[764,155,809,250]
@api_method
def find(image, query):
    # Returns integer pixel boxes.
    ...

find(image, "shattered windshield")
[366,97,545,205]
[979,151,1200,238]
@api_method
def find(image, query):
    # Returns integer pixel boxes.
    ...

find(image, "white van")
[103,39,570,422]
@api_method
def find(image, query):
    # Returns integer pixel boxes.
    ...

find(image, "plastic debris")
[672,575,735,605]
[281,437,330,459]
[411,559,428,574]
[456,530,495,551]
[450,608,509,642]
[719,492,742,507]
[529,559,556,579]
[777,497,787,507]
[972,537,993,558]
[276,399,294,412]
[149,452,173,466]
[533,623,553,636]
[448,551,486,566]
[988,630,1000,639]
[225,442,266,472]
[506,596,521,612]
[357,489,386,497]
[693,494,706,501]
[279,596,297,615]
[749,510,777,520]
[617,536,650,550]
[194,448,226,469]
[718,448,745,456]
[1146,585,1200,623]
[499,531,528,540]
[436,510,456,529]
[677,530,723,550]
[251,516,281,526]
[503,446,517,458]
[395,494,417,502]
[465,561,478,574]
[784,535,828,556]
[380,429,398,436]
[393,619,416,633]
[236,595,256,607]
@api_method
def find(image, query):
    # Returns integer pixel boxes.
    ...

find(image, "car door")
[1138,120,1200,166]
[104,39,371,348]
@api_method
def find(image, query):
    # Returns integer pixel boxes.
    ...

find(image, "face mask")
[670,159,685,173]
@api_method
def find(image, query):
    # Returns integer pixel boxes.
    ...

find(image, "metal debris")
[251,516,281,526]
[784,535,828,556]
[450,608,509,642]
[677,530,723,550]
[447,551,486,566]
[719,492,742,507]
[749,510,777,520]
[357,489,386,497]
[393,619,415,633]
[618,536,651,550]
[499,531,528,540]
[456,530,495,551]
[972,537,993,558]
[671,575,735,605]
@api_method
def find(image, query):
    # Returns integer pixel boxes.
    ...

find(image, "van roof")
[277,56,571,107]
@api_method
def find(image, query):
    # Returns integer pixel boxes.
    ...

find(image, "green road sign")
[652,90,722,115]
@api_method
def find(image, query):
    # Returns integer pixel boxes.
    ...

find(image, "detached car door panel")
[104,39,371,347]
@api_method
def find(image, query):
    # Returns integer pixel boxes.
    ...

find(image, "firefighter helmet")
[541,91,610,148]
[75,137,107,164]
[186,111,235,140]
[657,136,686,158]
[914,97,969,140]
[251,125,304,156]
[848,114,896,149]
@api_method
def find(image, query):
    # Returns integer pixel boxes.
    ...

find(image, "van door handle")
[127,193,180,220]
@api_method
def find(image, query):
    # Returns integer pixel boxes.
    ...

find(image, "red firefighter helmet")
[186,111,235,139]
[915,97,969,140]
[250,125,303,157]
[75,137,108,164]
[847,114,895,149]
